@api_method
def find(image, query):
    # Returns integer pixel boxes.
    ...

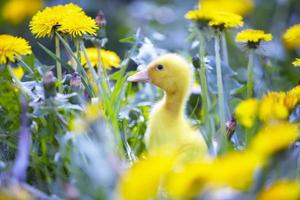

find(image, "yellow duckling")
[128,54,207,161]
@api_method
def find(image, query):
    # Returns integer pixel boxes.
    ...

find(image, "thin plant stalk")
[247,50,254,98]
[221,32,229,67]
[55,34,62,93]
[214,33,226,149]
[198,31,215,145]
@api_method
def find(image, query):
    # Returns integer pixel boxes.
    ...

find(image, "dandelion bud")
[192,55,200,69]
[226,116,236,140]
[70,73,82,91]
[95,11,106,27]
[43,71,57,99]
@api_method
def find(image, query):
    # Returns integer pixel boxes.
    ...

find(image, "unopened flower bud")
[95,11,106,27]
[192,55,200,69]
[43,71,57,99]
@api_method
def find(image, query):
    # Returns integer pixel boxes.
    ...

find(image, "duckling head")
[128,54,193,95]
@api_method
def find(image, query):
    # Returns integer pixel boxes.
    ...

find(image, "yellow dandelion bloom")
[85,102,103,122]
[13,66,25,80]
[2,0,42,24]
[250,122,299,157]
[235,98,259,128]
[208,12,244,30]
[285,86,300,110]
[258,92,289,122]
[184,9,213,22]
[200,0,254,16]
[293,58,300,67]
[283,24,300,49]
[257,180,300,200]
[59,13,98,38]
[0,34,32,65]
[236,29,272,48]
[79,47,121,70]
[30,3,98,38]
[207,151,264,190]
[164,162,210,199]
[117,154,174,200]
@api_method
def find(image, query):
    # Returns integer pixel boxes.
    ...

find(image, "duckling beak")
[127,69,150,83]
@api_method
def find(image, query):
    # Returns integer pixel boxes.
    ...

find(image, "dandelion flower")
[283,24,300,49]
[0,34,32,65]
[79,47,121,70]
[184,9,213,22]
[117,153,174,200]
[236,29,272,49]
[208,12,244,30]
[13,66,25,80]
[235,99,259,128]
[164,162,210,199]
[258,92,289,122]
[85,102,103,122]
[59,14,98,38]
[208,151,264,190]
[285,86,300,110]
[257,181,300,200]
[250,122,298,157]
[2,0,42,24]
[292,58,300,67]
[200,0,254,16]
[30,3,98,38]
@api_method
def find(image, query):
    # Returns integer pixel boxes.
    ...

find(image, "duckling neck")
[163,89,189,115]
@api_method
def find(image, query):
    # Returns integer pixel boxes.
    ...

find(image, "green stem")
[199,31,209,123]
[214,34,226,150]
[198,30,214,145]
[55,35,62,93]
[221,32,229,67]
[247,50,254,98]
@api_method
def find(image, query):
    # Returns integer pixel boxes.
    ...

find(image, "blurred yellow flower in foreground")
[235,98,259,128]
[207,151,264,190]
[208,12,244,30]
[165,151,264,198]
[293,58,300,67]
[250,122,298,157]
[257,181,300,200]
[236,29,272,49]
[30,3,98,38]
[85,102,103,122]
[13,66,25,80]
[0,34,32,64]
[200,0,254,16]
[80,47,121,70]
[117,153,175,200]
[283,24,300,49]
[2,0,42,24]
[184,9,213,22]
[259,92,289,122]
[164,162,210,199]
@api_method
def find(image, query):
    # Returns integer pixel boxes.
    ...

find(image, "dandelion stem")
[221,32,229,66]
[214,33,226,150]
[247,50,254,98]
[198,30,214,145]
[55,35,62,93]
[199,31,209,123]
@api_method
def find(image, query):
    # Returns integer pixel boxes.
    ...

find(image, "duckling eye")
[156,64,164,71]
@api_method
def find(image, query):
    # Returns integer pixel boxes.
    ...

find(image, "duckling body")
[128,54,207,160]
